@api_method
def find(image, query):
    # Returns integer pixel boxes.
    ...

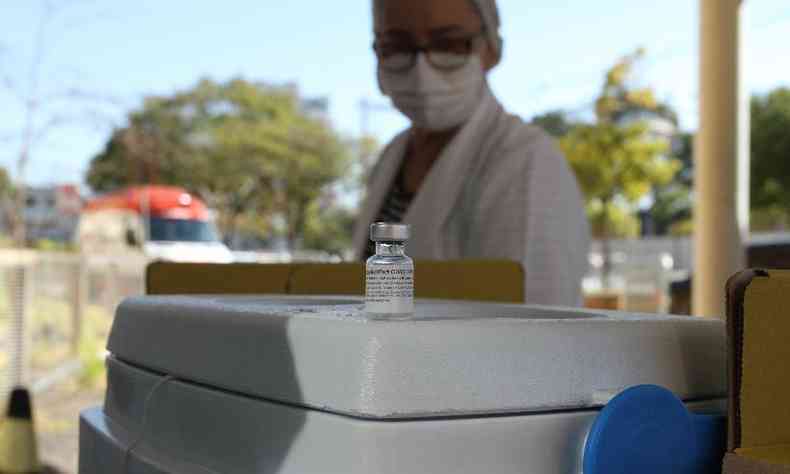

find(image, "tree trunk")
[12,180,27,248]
[224,210,241,250]
[283,201,296,252]
[286,199,310,252]
[601,200,613,291]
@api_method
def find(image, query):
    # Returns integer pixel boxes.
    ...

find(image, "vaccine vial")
[365,223,414,317]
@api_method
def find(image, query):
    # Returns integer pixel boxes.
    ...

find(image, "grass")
[77,304,113,389]
[0,265,121,395]
[0,254,141,473]
[28,297,113,389]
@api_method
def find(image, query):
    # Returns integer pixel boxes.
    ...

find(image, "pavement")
[35,381,104,473]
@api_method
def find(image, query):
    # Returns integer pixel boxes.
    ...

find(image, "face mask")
[378,54,486,132]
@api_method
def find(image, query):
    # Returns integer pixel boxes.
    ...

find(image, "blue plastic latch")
[583,385,726,474]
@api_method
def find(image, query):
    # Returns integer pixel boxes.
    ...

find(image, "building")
[23,185,83,243]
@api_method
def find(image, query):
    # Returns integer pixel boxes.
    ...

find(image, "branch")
[28,1,57,94]
[0,46,27,105]
[77,107,123,132]
[30,114,75,145]
[39,14,118,70]
[1,74,18,95]
[57,2,118,34]
[0,130,19,144]
[28,106,118,149]
[28,0,113,94]
[44,87,125,109]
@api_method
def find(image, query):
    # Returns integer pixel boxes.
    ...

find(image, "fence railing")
[4,235,778,398]
[0,250,146,401]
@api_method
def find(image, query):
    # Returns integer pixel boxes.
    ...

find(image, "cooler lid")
[107,296,726,419]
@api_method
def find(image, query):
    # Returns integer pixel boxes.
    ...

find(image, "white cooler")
[79,296,726,474]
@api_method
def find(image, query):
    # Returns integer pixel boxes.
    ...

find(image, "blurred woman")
[353,0,590,306]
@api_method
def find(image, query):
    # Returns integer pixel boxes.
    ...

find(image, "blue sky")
[1,0,789,188]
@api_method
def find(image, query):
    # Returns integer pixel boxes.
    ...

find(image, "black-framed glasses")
[373,33,484,73]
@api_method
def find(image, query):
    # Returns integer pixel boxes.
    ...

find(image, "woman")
[353,0,590,307]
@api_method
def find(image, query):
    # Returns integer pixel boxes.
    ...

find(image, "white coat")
[353,87,590,307]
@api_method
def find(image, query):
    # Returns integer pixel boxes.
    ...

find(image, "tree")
[598,50,691,238]
[302,203,356,257]
[86,78,352,250]
[530,111,576,138]
[649,132,694,235]
[0,167,12,196]
[0,166,15,238]
[595,48,679,126]
[1,1,118,246]
[562,123,676,286]
[559,49,681,287]
[587,200,641,240]
[751,88,790,230]
[650,184,693,235]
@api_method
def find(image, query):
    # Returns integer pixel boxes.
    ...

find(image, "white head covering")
[373,0,503,61]
[469,0,503,61]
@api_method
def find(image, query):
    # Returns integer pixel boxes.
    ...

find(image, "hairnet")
[373,0,503,61]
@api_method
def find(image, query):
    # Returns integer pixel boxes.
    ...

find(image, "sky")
[1,0,789,188]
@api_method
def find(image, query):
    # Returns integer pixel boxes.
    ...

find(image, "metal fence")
[589,237,693,273]
[0,250,146,401]
[584,237,692,313]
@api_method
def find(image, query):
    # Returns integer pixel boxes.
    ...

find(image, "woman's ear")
[481,44,500,72]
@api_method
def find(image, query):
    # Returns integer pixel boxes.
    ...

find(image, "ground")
[37,377,105,473]
[1,287,114,473]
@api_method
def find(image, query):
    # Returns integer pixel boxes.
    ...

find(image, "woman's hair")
[372,0,503,61]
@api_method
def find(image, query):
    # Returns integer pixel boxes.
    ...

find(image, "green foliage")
[32,239,77,252]
[595,48,678,126]
[78,305,114,389]
[647,132,694,234]
[673,132,694,185]
[751,88,790,229]
[0,166,15,240]
[356,135,382,185]
[586,200,640,239]
[561,122,678,253]
[561,122,676,208]
[303,203,356,256]
[597,49,655,123]
[649,183,693,234]
[530,111,576,138]
[86,78,353,250]
[558,49,682,245]
[558,49,682,287]
[751,206,790,233]
[0,166,12,197]
[669,218,694,237]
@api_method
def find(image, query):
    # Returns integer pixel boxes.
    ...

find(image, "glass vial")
[365,223,414,317]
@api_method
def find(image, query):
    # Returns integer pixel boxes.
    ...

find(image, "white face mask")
[378,54,486,132]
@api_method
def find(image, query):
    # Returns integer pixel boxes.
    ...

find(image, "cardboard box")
[724,270,790,473]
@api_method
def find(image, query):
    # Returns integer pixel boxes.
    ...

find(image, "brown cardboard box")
[724,452,790,473]
[724,270,790,473]
[146,260,525,303]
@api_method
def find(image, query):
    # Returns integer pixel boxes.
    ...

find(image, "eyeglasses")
[373,33,484,73]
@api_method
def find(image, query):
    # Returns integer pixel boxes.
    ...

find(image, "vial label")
[365,262,414,314]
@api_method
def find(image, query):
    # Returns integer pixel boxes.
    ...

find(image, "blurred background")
[1,0,789,471]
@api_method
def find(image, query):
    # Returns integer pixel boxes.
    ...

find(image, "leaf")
[86,78,353,249]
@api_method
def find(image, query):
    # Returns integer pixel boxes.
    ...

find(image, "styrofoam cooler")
[79,296,727,473]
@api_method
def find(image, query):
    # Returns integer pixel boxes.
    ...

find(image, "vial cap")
[370,222,410,242]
